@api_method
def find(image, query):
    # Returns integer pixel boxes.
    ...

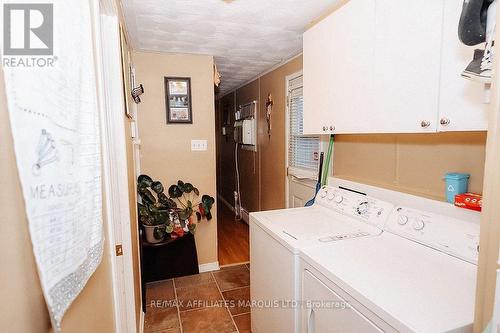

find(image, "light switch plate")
[191,139,207,151]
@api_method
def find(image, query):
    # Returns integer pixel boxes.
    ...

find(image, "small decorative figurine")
[265,93,273,138]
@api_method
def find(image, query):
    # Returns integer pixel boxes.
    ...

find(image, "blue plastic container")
[444,173,470,203]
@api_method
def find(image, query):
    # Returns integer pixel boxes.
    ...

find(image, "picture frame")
[165,77,192,124]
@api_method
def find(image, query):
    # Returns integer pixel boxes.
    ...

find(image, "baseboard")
[217,194,234,211]
[241,208,249,224]
[199,261,220,273]
[220,261,250,268]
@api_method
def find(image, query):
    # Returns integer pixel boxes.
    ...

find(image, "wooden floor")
[217,202,249,266]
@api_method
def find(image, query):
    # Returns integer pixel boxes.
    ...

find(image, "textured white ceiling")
[121,0,340,95]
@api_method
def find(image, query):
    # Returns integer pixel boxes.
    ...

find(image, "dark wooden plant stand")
[141,232,199,283]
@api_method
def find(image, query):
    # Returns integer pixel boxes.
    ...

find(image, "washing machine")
[250,183,394,333]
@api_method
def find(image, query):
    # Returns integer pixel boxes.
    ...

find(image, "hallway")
[217,203,249,266]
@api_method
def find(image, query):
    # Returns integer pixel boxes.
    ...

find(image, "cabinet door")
[438,0,489,131]
[373,0,445,133]
[303,14,331,135]
[302,270,383,333]
[303,0,376,135]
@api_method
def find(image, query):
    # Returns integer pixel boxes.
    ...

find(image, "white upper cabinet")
[303,0,488,134]
[303,0,376,135]
[372,0,444,133]
[438,0,489,131]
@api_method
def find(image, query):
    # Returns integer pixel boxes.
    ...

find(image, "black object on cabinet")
[141,232,199,285]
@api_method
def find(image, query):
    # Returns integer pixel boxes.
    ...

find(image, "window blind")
[287,75,320,174]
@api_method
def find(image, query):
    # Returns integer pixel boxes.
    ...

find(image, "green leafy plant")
[168,180,215,222]
[137,175,215,241]
[137,175,177,240]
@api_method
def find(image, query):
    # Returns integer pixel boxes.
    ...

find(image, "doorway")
[216,93,250,266]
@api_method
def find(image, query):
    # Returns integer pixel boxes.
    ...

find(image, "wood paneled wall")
[216,55,303,212]
[217,93,237,205]
[235,80,261,212]
[259,57,302,210]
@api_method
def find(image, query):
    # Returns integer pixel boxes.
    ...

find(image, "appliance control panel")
[318,231,371,243]
[315,186,394,229]
[386,207,480,264]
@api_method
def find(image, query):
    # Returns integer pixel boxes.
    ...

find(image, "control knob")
[334,194,343,203]
[398,215,409,225]
[327,192,335,201]
[412,218,425,231]
[356,201,369,215]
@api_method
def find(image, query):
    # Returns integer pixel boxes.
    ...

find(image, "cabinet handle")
[440,118,450,126]
[420,120,431,128]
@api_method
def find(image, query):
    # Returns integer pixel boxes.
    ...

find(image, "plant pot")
[143,224,166,244]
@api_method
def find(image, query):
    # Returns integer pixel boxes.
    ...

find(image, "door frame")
[474,6,500,330]
[91,0,140,332]
[285,70,302,208]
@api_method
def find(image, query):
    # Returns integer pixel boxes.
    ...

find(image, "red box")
[454,193,482,212]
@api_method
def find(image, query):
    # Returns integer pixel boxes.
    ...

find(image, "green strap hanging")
[321,134,335,186]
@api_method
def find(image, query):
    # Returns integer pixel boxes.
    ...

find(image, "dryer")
[299,185,480,333]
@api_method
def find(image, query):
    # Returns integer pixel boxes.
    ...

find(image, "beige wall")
[58,239,115,333]
[0,71,51,332]
[134,51,218,265]
[333,132,487,200]
[0,64,115,333]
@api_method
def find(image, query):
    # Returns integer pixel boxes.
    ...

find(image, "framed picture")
[165,77,192,124]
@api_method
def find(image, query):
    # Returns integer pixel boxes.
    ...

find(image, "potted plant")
[137,175,176,243]
[167,180,215,239]
[137,175,215,243]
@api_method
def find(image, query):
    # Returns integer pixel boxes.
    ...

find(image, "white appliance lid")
[300,233,477,333]
[251,206,383,253]
[250,186,394,253]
